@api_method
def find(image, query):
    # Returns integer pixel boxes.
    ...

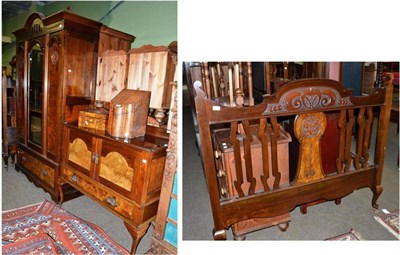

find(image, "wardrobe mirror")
[28,42,43,146]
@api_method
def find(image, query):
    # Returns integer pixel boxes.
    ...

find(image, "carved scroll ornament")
[264,86,352,114]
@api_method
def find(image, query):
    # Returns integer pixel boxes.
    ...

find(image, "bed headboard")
[193,75,393,239]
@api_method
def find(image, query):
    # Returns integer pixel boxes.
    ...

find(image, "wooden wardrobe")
[14,11,134,203]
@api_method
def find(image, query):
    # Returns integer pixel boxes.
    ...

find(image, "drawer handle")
[20,156,27,163]
[70,174,78,183]
[106,196,118,208]
[42,169,47,176]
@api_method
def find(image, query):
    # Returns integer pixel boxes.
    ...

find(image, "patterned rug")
[2,199,129,255]
[325,229,363,241]
[374,209,400,239]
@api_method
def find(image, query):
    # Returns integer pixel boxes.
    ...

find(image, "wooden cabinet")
[61,123,168,254]
[13,11,134,202]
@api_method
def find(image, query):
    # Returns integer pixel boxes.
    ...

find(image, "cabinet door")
[64,127,96,177]
[27,36,46,151]
[96,139,139,198]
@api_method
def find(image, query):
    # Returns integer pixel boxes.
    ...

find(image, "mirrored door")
[28,42,44,146]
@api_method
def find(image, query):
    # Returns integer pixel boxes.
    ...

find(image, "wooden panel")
[95,50,127,102]
[127,45,177,110]
[68,138,92,172]
[99,151,134,191]
[98,25,135,55]
[66,128,95,176]
[46,33,62,160]
[293,112,327,184]
[97,139,138,198]
[146,156,167,196]
[64,31,96,98]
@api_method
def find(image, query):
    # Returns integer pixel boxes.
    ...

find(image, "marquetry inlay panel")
[99,152,134,191]
[68,138,91,170]
[294,112,327,184]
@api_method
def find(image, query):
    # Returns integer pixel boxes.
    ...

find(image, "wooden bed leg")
[278,222,289,232]
[213,229,227,240]
[372,185,383,209]
[335,198,341,205]
[300,205,308,214]
[124,221,150,255]
[233,234,246,241]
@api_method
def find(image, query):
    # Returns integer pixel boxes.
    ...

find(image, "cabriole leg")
[124,221,150,254]
[372,185,383,209]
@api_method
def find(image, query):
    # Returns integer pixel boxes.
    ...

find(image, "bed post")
[372,73,393,209]
[194,81,227,240]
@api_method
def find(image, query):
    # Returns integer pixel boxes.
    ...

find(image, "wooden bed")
[193,75,394,240]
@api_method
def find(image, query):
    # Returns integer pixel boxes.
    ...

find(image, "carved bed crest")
[264,86,352,114]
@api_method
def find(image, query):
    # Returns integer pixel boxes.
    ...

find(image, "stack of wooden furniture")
[13,11,176,254]
[2,64,17,167]
[193,73,393,240]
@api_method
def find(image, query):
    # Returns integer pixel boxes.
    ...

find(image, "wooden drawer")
[63,166,135,221]
[17,149,55,188]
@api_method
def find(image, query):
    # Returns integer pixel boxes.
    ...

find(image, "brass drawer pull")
[42,169,47,176]
[70,174,78,183]
[106,196,118,208]
[20,156,27,163]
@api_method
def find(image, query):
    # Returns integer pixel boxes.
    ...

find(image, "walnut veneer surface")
[194,75,394,240]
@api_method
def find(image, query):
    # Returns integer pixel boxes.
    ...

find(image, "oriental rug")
[374,209,399,239]
[325,229,363,241]
[2,199,129,255]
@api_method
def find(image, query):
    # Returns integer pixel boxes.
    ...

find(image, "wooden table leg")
[124,221,150,255]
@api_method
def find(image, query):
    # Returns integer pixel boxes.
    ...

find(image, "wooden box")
[78,110,108,131]
[213,124,291,237]
[107,89,150,138]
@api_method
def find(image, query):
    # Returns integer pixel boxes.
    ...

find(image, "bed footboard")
[194,75,393,240]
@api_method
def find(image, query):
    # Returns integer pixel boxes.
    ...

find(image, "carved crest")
[264,86,352,114]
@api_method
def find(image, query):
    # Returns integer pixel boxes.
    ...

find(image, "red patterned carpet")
[325,229,363,241]
[2,199,129,254]
[374,209,400,239]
